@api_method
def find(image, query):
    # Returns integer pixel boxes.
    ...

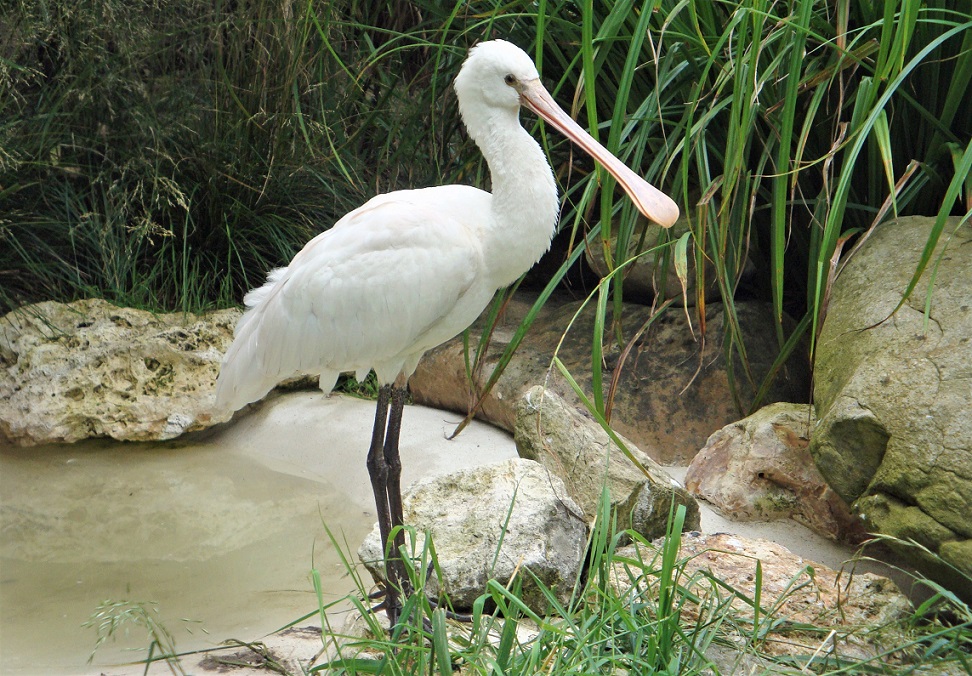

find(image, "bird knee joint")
[367,454,389,481]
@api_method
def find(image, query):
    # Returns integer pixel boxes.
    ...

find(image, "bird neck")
[476,111,560,289]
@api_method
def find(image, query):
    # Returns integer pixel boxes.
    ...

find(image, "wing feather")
[215,186,493,412]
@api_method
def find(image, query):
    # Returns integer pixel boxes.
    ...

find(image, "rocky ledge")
[0,299,238,445]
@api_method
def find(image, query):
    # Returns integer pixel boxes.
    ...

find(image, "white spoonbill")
[215,39,678,625]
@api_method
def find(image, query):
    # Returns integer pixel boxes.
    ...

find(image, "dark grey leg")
[365,384,400,625]
[383,385,409,604]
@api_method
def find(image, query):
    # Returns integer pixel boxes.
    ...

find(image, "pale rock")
[0,299,238,445]
[358,458,587,612]
[685,402,865,543]
[514,385,700,539]
[610,532,912,662]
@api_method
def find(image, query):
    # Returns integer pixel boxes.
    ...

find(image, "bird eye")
[504,73,516,86]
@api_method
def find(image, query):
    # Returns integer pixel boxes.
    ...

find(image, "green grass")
[455,0,972,423]
[314,513,972,675]
[83,599,197,675]
[92,503,972,675]
[0,0,439,313]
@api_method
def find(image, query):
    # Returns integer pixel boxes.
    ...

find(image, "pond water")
[0,393,517,674]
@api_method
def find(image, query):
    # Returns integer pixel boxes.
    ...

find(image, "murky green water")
[0,439,367,674]
[0,393,516,674]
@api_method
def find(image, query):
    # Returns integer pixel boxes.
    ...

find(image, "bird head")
[453,39,680,228]
[454,40,540,137]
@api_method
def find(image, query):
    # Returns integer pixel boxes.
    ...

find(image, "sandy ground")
[1,392,860,675]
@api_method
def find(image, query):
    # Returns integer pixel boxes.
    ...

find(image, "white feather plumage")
[215,184,517,410]
[215,41,562,413]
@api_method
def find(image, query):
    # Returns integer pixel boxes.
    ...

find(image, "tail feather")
[214,328,280,413]
[216,268,290,413]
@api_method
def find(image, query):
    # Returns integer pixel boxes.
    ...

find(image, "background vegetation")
[2,0,970,394]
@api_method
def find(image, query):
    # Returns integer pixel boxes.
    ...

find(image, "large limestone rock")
[685,402,865,543]
[514,386,700,538]
[610,532,912,662]
[810,216,972,594]
[411,294,809,465]
[358,458,587,612]
[0,299,237,445]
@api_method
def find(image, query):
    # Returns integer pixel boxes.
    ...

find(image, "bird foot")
[366,581,472,631]
[425,597,473,623]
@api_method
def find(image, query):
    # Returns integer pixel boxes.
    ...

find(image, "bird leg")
[366,384,400,624]
[384,383,408,586]
[382,384,410,625]
[365,382,410,628]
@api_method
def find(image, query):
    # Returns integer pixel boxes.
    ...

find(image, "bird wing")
[215,186,494,412]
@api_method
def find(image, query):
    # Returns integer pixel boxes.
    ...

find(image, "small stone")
[684,402,865,543]
[609,532,912,662]
[514,385,700,539]
[358,458,587,612]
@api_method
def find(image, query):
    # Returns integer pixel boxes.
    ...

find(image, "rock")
[610,532,912,662]
[194,626,324,674]
[411,294,810,464]
[809,217,972,594]
[0,299,237,445]
[358,458,587,613]
[514,386,700,539]
[684,402,865,543]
